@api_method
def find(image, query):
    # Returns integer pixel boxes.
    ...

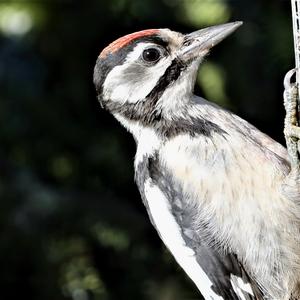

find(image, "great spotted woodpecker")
[93,22,300,299]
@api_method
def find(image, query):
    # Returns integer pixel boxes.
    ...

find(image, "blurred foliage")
[0,0,295,299]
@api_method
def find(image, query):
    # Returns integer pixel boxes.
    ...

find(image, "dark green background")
[0,0,294,299]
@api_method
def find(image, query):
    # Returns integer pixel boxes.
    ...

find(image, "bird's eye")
[142,48,161,63]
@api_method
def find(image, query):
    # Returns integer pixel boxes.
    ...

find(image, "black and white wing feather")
[135,155,263,300]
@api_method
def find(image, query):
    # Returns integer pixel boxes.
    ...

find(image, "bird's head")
[94,22,242,129]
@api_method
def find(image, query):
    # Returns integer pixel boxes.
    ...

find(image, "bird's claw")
[281,69,300,202]
[283,69,300,170]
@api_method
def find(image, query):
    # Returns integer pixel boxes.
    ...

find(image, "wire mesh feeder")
[282,0,300,165]
[291,0,300,119]
[292,0,300,81]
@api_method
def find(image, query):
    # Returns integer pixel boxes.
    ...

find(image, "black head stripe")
[101,57,186,123]
[145,58,185,105]
[99,55,225,138]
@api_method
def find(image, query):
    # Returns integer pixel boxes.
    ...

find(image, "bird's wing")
[135,155,263,300]
[195,96,290,166]
[231,113,289,163]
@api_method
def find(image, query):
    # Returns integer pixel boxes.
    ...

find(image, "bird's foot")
[284,69,300,170]
[281,69,300,201]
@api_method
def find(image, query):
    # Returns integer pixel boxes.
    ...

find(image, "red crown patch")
[100,29,159,58]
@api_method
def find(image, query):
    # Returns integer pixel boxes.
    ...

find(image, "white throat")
[114,113,161,166]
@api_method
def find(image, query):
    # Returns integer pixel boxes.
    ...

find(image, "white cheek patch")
[102,43,172,104]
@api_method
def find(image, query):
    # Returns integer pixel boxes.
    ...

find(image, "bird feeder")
[290,0,300,120]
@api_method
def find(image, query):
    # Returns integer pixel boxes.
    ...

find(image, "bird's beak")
[179,21,243,61]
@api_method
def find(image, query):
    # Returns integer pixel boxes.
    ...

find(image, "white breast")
[159,131,299,298]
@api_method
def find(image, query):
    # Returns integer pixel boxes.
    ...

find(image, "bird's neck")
[114,113,161,165]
